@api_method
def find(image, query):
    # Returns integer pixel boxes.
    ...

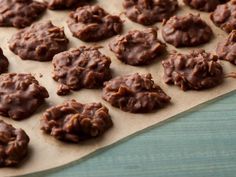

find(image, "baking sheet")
[0,0,236,176]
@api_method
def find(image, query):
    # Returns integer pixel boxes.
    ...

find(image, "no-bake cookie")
[211,0,236,33]
[0,73,49,120]
[41,99,113,142]
[0,0,46,28]
[0,48,9,74]
[48,0,89,10]
[162,50,223,90]
[67,5,123,42]
[52,46,111,94]
[216,30,236,65]
[162,14,213,47]
[109,28,166,66]
[102,73,171,113]
[123,0,178,26]
[183,0,223,12]
[9,21,69,61]
[0,120,29,167]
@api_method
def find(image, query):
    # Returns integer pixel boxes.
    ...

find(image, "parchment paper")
[0,0,235,176]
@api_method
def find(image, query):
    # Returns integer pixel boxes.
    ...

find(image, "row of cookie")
[6,15,235,66]
[123,0,234,33]
[49,0,229,13]
[0,98,113,166]
[0,49,229,167]
[60,0,236,41]
[0,0,233,31]
[5,17,236,73]
[0,0,92,28]
[1,0,235,38]
[0,71,169,166]
[0,69,169,166]
[0,56,225,167]
[0,46,229,121]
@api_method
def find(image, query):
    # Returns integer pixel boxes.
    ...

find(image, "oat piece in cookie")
[67,5,123,42]
[162,50,223,91]
[123,0,178,26]
[56,84,71,96]
[216,30,236,65]
[109,28,166,66]
[41,99,113,142]
[9,21,69,61]
[48,0,89,10]
[162,14,213,47]
[0,48,9,74]
[0,73,49,120]
[0,0,46,28]
[0,120,29,167]
[183,0,224,12]
[52,46,111,94]
[211,0,236,33]
[102,73,171,113]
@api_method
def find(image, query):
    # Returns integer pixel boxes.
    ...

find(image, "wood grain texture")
[24,92,236,177]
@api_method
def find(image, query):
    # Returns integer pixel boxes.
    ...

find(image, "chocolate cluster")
[41,100,113,142]
[9,21,69,61]
[109,28,166,66]
[0,0,46,28]
[67,5,123,42]
[0,120,29,167]
[0,73,49,120]
[162,50,223,90]
[102,73,171,113]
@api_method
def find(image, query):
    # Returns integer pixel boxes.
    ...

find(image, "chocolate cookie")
[210,0,236,33]
[109,28,166,66]
[123,0,178,26]
[52,46,111,94]
[0,73,49,120]
[0,48,9,74]
[102,73,171,113]
[40,100,113,142]
[219,0,230,2]
[67,5,123,42]
[48,0,89,10]
[0,0,46,28]
[9,21,69,61]
[216,30,236,65]
[162,14,213,47]
[0,120,29,167]
[183,0,221,12]
[162,50,223,90]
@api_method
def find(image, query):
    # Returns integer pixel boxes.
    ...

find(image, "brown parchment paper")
[0,0,236,176]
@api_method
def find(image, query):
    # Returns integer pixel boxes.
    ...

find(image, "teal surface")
[25,92,236,177]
